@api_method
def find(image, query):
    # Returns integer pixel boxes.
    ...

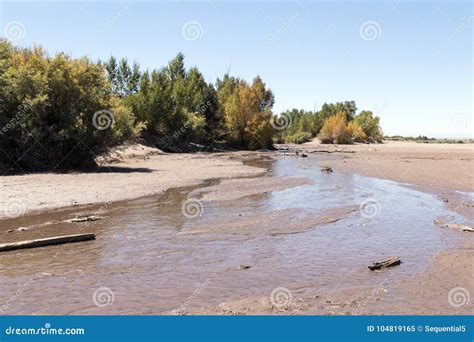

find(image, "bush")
[183,110,207,143]
[348,122,367,142]
[276,109,316,144]
[318,112,353,144]
[108,98,144,143]
[0,40,139,170]
[285,131,313,144]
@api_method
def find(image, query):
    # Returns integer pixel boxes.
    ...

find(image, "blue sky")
[1,1,472,138]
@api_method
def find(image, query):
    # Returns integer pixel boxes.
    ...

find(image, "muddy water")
[0,155,468,314]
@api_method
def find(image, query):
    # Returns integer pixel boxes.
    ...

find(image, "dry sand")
[0,145,266,220]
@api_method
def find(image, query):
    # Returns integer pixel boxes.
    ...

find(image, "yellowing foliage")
[318,112,353,144]
[348,121,367,142]
[222,77,274,149]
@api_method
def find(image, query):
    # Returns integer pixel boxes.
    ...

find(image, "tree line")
[0,40,382,171]
[275,101,383,144]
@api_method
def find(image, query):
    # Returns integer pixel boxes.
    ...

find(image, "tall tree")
[128,61,141,94]
[104,56,118,95]
[319,101,357,122]
[220,75,274,149]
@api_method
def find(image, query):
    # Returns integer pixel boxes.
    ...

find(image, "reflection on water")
[0,155,468,314]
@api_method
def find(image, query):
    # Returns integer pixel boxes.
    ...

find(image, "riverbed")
[0,153,470,315]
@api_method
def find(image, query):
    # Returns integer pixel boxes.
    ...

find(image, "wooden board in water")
[0,233,96,252]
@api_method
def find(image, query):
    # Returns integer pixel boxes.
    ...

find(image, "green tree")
[104,56,118,94]
[353,110,383,142]
[276,109,316,143]
[104,57,141,98]
[318,101,357,122]
[127,53,218,148]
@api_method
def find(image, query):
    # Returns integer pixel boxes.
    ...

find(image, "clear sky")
[1,0,472,138]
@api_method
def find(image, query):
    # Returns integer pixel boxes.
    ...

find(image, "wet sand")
[0,141,473,315]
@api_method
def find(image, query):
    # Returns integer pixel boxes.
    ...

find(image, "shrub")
[0,41,138,170]
[348,122,367,142]
[277,109,316,144]
[285,131,313,144]
[108,98,144,143]
[318,112,353,144]
[183,110,207,143]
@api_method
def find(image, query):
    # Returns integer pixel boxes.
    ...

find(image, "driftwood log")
[369,256,401,271]
[446,224,474,232]
[238,265,252,270]
[0,233,96,252]
[68,215,103,223]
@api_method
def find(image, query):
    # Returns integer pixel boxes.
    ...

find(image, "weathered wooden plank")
[67,215,103,223]
[446,224,474,232]
[0,233,96,252]
[369,256,401,271]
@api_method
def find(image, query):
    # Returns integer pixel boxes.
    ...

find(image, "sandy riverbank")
[0,144,267,220]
